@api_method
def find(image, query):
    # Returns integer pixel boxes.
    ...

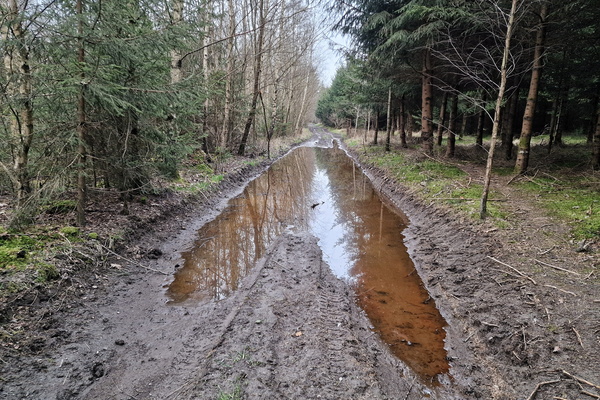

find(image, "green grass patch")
[515,175,600,239]
[43,200,76,215]
[359,146,508,224]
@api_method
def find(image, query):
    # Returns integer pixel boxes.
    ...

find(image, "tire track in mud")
[169,232,453,400]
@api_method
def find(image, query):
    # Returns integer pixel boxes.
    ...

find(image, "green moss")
[59,226,80,237]
[0,233,37,269]
[88,232,99,240]
[43,200,76,214]
[35,263,60,283]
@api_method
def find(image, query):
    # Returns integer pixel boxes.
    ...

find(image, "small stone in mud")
[552,346,561,353]
[115,339,125,346]
[92,362,105,378]
[147,248,163,259]
[255,320,262,324]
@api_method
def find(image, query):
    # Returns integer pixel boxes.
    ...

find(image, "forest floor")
[0,127,599,400]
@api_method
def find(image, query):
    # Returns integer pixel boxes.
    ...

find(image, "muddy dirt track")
[1,128,599,399]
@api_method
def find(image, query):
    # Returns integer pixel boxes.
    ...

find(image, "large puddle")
[166,142,449,383]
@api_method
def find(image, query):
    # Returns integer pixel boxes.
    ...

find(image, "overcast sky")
[313,1,351,87]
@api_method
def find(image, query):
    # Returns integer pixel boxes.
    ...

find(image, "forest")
[1,0,321,227]
[318,0,600,175]
[2,0,600,399]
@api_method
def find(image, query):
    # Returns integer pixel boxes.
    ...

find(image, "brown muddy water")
[167,143,449,383]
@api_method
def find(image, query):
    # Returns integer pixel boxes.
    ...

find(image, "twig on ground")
[582,390,600,399]
[488,256,537,285]
[526,380,561,400]
[543,284,577,296]
[572,327,585,349]
[463,331,476,342]
[562,370,600,390]
[535,259,581,276]
[584,271,595,280]
[99,243,168,275]
[538,246,555,255]
[482,321,500,328]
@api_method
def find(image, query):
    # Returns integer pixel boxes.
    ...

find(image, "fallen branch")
[538,245,555,255]
[572,327,585,349]
[582,390,600,399]
[98,243,168,276]
[535,259,581,276]
[543,284,577,297]
[488,256,537,285]
[526,379,561,400]
[562,370,600,390]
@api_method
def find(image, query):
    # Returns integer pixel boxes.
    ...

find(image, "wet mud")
[1,126,598,400]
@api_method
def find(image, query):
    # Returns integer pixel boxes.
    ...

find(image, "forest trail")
[1,129,599,400]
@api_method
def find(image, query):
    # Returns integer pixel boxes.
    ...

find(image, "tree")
[1,0,34,210]
[480,0,518,218]
[514,2,548,174]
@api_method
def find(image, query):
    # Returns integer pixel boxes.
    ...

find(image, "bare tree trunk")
[436,91,448,146]
[354,107,360,137]
[76,0,87,226]
[399,95,407,148]
[515,2,548,174]
[373,110,379,145]
[476,92,487,146]
[421,47,434,153]
[480,0,517,218]
[169,0,184,85]
[593,103,600,170]
[238,0,265,156]
[201,5,211,156]
[502,86,518,159]
[2,0,34,208]
[294,55,312,135]
[221,0,235,150]
[588,93,599,144]
[446,94,458,158]
[385,86,392,151]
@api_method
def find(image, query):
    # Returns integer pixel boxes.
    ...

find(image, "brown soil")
[1,128,598,400]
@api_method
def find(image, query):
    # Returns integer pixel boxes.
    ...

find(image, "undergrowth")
[346,138,598,239]
[355,144,506,223]
[0,225,88,297]
[516,173,600,239]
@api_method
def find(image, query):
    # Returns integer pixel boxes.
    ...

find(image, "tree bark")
[385,86,392,151]
[502,86,518,160]
[169,0,184,85]
[436,91,448,146]
[373,110,380,145]
[2,0,34,207]
[480,0,517,218]
[76,0,87,226]
[446,94,458,158]
[221,0,235,150]
[421,47,434,153]
[515,3,548,174]
[399,95,407,148]
[238,0,265,156]
[476,93,487,146]
[593,103,600,170]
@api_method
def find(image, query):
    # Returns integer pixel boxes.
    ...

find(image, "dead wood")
[488,256,537,285]
[526,379,561,400]
[562,370,600,391]
[535,259,581,276]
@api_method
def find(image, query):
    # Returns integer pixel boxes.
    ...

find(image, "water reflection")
[167,148,317,302]
[166,144,449,382]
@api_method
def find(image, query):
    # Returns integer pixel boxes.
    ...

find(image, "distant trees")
[321,0,600,175]
[0,0,321,226]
